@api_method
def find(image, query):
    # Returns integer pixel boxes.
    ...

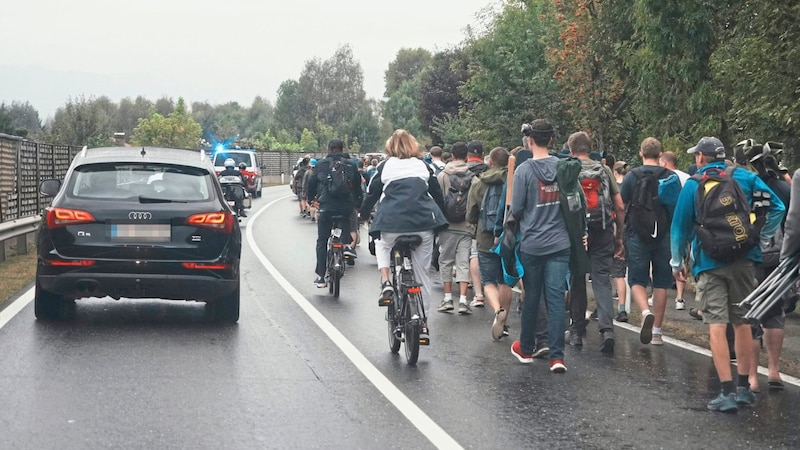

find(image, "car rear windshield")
[213,152,253,168]
[68,163,214,202]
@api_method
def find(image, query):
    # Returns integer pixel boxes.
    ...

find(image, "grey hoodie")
[511,156,570,256]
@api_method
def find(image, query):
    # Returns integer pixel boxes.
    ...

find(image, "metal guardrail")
[0,215,40,263]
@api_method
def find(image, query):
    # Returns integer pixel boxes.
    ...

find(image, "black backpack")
[443,171,474,223]
[479,183,504,234]
[693,166,762,262]
[325,158,352,198]
[628,167,668,242]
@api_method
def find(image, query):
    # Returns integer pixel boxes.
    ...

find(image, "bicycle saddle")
[394,235,422,250]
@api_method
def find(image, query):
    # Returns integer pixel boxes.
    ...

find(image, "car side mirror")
[40,179,62,197]
[260,164,266,170]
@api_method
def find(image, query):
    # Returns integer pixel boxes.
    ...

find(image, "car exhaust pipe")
[76,279,99,294]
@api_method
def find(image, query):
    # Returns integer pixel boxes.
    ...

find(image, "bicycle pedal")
[419,337,430,346]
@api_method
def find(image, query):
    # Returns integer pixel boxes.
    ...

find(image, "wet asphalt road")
[0,185,798,449]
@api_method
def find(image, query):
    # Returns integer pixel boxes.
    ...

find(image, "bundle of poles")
[738,254,800,321]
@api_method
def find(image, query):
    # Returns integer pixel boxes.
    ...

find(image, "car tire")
[34,279,66,320]
[213,284,240,323]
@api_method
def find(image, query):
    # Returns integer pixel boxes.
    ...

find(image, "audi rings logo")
[128,211,153,220]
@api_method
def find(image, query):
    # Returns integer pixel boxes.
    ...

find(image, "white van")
[213,150,263,197]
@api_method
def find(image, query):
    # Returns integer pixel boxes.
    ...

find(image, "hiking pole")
[745,264,799,320]
[741,258,800,318]
[738,255,797,308]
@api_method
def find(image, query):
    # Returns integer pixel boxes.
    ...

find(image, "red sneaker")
[550,359,567,373]
[511,341,533,364]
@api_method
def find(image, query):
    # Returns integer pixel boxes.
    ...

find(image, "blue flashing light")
[216,144,225,152]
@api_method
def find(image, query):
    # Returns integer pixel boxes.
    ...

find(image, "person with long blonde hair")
[360,130,449,334]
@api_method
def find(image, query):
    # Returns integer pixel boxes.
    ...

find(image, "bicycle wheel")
[404,293,421,365]
[387,304,401,353]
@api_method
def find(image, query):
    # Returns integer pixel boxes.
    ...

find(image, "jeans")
[570,226,615,334]
[519,248,570,360]
[315,209,353,277]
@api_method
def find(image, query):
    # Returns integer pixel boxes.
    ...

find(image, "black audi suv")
[36,147,242,322]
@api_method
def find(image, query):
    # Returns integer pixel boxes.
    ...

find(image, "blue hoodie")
[670,161,785,276]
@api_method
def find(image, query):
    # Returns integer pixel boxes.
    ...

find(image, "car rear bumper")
[38,272,239,301]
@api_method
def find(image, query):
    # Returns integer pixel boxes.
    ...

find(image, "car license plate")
[110,224,171,242]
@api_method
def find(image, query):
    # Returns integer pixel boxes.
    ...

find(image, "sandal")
[768,380,784,391]
[689,308,703,320]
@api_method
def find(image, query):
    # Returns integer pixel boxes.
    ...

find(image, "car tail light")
[186,212,233,234]
[46,207,96,229]
[45,258,95,267]
[182,262,230,270]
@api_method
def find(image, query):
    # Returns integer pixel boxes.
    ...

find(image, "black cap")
[328,139,344,151]
[687,136,725,159]
[467,140,483,156]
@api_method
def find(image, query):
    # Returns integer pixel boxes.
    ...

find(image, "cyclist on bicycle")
[306,139,363,288]
[360,129,449,329]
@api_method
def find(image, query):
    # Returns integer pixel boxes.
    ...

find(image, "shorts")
[349,208,358,231]
[470,239,478,260]
[611,256,627,278]
[478,251,504,286]
[696,259,756,325]
[625,234,672,289]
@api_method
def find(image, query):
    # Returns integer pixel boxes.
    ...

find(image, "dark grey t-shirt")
[511,156,570,256]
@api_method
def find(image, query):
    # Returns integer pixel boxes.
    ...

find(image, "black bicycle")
[325,215,346,298]
[381,234,429,365]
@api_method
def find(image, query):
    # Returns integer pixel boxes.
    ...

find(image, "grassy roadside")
[0,250,37,307]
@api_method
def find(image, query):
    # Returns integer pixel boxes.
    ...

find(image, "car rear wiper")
[138,195,188,203]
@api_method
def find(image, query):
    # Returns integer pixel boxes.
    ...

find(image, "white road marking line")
[0,288,33,329]
[246,195,462,450]
[614,319,800,387]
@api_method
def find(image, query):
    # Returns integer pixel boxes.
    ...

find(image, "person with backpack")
[437,142,477,315]
[620,137,682,346]
[671,136,784,412]
[466,147,521,341]
[429,146,446,175]
[564,132,626,353]
[293,157,310,216]
[305,139,363,288]
[466,140,489,307]
[509,119,571,373]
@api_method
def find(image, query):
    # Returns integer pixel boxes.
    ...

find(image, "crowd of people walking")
[297,123,795,412]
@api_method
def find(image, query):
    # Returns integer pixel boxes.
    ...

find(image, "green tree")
[711,0,800,166]
[5,101,42,138]
[113,96,154,142]
[384,48,432,97]
[47,95,114,147]
[383,79,424,138]
[299,128,317,151]
[131,97,202,149]
[273,79,305,140]
[461,0,565,147]
[417,48,472,145]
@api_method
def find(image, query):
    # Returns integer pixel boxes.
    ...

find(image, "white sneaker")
[651,333,664,346]
[470,296,485,308]
[647,296,654,307]
[675,299,685,310]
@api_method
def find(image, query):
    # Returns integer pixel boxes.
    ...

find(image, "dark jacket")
[360,157,448,238]
[219,168,246,185]
[306,152,363,212]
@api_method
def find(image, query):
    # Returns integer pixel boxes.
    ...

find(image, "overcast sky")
[1,0,497,118]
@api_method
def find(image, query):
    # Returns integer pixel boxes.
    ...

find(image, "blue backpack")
[480,183,504,234]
